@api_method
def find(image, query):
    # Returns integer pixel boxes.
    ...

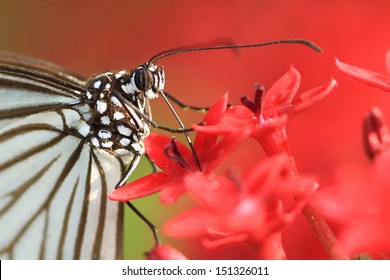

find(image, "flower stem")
[300,201,349,259]
[258,129,350,260]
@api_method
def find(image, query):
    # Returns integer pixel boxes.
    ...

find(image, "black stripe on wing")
[0,51,86,88]
[0,109,127,259]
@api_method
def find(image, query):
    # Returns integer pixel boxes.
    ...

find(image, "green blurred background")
[2,0,390,259]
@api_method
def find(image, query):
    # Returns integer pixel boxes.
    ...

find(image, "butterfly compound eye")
[134,66,154,92]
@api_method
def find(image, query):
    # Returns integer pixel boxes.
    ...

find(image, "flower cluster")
[109,55,390,260]
[109,66,362,259]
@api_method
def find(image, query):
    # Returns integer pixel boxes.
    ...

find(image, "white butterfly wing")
[0,54,127,259]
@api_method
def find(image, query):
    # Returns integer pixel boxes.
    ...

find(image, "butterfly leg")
[145,153,158,173]
[125,201,161,246]
[116,153,161,247]
[115,153,142,189]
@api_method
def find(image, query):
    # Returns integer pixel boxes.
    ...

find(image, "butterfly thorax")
[83,70,153,156]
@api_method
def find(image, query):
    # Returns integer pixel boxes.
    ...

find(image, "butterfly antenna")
[149,38,322,64]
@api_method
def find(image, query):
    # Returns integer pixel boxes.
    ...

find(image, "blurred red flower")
[316,148,390,259]
[164,155,318,259]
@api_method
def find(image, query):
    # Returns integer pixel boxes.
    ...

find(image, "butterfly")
[0,50,168,259]
[0,39,320,260]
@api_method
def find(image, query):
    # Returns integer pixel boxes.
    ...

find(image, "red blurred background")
[2,0,390,259]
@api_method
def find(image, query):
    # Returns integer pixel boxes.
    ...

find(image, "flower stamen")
[363,107,390,160]
[164,138,192,169]
[241,83,265,118]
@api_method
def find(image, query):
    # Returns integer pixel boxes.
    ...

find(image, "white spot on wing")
[114,148,129,155]
[96,100,107,113]
[101,141,113,148]
[91,137,100,147]
[113,112,125,120]
[78,123,91,137]
[98,130,112,139]
[110,96,122,106]
[100,116,110,125]
[86,91,92,100]
[117,125,132,136]
[120,138,131,146]
[94,80,102,89]
[131,142,142,152]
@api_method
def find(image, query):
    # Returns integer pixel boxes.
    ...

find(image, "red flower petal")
[108,172,170,201]
[201,93,228,126]
[262,65,301,112]
[144,133,198,173]
[335,58,390,91]
[193,106,257,134]
[292,78,337,114]
[159,180,187,205]
[193,93,228,159]
[205,132,249,172]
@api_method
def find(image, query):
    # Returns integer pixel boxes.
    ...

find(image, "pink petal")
[335,58,390,91]
[292,78,337,114]
[262,65,301,112]
[108,172,170,201]
[144,133,198,173]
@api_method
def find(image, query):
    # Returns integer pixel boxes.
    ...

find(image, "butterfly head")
[130,63,165,99]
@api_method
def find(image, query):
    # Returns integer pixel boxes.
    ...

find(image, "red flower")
[109,94,249,204]
[316,151,390,259]
[164,155,318,259]
[146,245,188,260]
[335,51,390,91]
[195,66,337,156]
[316,108,390,259]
